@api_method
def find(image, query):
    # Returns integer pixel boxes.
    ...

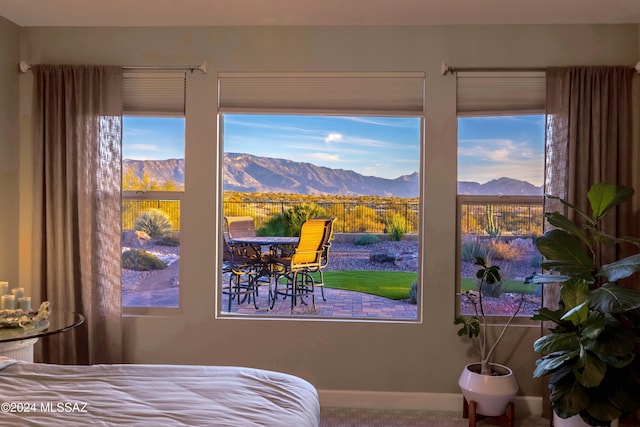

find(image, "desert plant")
[455,257,524,375]
[408,280,418,304]
[122,249,167,271]
[134,209,173,239]
[385,212,407,241]
[156,234,180,247]
[354,234,381,245]
[486,240,524,261]
[485,204,501,238]
[529,182,640,426]
[461,239,492,262]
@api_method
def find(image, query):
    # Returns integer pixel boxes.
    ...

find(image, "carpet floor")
[320,407,550,427]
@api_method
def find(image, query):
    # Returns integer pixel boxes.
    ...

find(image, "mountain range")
[123,153,542,197]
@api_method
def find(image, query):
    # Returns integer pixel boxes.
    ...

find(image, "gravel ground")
[123,238,542,316]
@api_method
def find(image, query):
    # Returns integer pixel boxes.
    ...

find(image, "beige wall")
[12,24,639,399]
[0,16,20,289]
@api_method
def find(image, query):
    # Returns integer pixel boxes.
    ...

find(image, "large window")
[121,72,186,310]
[221,113,421,319]
[218,71,424,320]
[456,71,546,319]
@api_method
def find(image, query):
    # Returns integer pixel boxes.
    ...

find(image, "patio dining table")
[227,236,299,308]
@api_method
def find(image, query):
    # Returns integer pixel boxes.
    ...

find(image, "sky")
[458,115,545,186]
[123,113,545,185]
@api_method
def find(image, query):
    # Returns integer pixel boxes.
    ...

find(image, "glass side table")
[0,311,85,362]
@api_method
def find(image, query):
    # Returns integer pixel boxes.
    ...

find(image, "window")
[121,72,186,310]
[456,71,545,319]
[218,72,424,320]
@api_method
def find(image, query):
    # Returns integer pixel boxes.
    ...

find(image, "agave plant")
[529,182,640,426]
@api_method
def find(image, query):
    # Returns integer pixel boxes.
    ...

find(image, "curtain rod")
[18,60,207,74]
[441,62,640,76]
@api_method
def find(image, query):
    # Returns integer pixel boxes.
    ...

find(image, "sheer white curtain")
[31,65,123,364]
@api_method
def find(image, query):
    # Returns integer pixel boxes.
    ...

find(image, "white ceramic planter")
[458,362,519,417]
[552,412,619,427]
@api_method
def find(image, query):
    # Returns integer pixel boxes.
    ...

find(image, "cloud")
[127,144,159,152]
[308,152,342,162]
[325,133,343,143]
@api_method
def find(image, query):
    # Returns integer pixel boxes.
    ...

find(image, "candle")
[11,287,24,299]
[18,297,31,312]
[1,294,16,310]
[0,282,8,296]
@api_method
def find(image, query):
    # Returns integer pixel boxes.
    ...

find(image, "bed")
[0,357,320,426]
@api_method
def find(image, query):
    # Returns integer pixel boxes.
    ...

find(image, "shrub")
[122,249,167,271]
[257,213,288,236]
[408,280,418,304]
[479,278,503,298]
[156,234,180,247]
[284,203,329,236]
[354,234,381,245]
[460,239,492,262]
[135,209,173,239]
[385,212,407,241]
[258,202,329,237]
[486,240,524,261]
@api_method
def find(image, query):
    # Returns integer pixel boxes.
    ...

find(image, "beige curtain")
[544,66,640,269]
[542,66,640,417]
[31,65,123,365]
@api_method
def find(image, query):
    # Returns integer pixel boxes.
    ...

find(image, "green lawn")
[309,270,418,300]
[460,277,538,294]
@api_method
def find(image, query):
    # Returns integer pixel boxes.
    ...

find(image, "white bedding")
[0,357,320,426]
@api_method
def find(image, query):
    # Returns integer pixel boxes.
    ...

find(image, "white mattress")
[0,358,320,426]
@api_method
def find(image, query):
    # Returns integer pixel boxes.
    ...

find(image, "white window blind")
[456,71,546,116]
[218,72,425,116]
[123,72,186,116]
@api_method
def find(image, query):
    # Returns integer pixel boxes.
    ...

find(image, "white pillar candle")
[0,282,8,296]
[11,287,24,299]
[1,294,16,310]
[18,297,31,312]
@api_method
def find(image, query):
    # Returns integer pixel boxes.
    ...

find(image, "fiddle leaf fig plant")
[456,256,524,376]
[528,182,640,426]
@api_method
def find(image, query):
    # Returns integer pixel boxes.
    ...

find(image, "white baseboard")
[318,389,543,418]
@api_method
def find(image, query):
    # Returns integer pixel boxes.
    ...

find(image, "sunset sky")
[123,113,544,185]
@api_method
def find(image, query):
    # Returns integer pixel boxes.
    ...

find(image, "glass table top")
[0,311,85,343]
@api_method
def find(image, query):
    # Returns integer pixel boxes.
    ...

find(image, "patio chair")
[270,218,332,311]
[305,218,335,301]
[225,215,257,239]
[223,215,271,303]
[222,232,262,311]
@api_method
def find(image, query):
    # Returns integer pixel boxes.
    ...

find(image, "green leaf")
[532,307,566,323]
[528,273,572,285]
[545,211,593,249]
[599,254,640,283]
[534,351,579,377]
[533,332,579,354]
[550,375,589,417]
[535,230,594,276]
[561,301,589,325]
[587,182,634,220]
[579,312,606,341]
[545,193,594,226]
[589,283,640,313]
[573,349,606,388]
[560,280,590,311]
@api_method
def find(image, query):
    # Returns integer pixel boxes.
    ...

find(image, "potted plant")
[455,257,524,420]
[529,182,640,427]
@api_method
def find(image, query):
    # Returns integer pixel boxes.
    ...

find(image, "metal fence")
[122,199,181,231]
[224,200,420,234]
[457,195,543,237]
